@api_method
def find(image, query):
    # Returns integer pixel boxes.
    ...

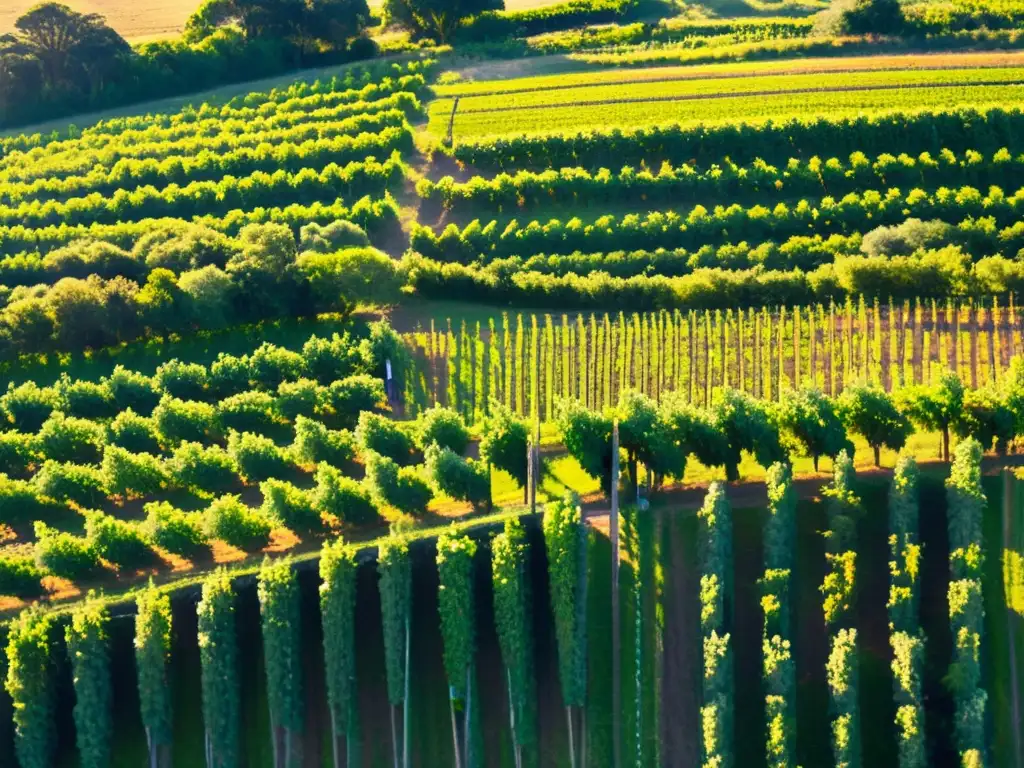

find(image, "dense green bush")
[275,378,325,421]
[301,332,364,385]
[153,396,218,445]
[55,376,117,420]
[415,406,470,454]
[33,461,106,508]
[84,511,154,569]
[355,412,415,464]
[260,478,323,533]
[291,416,357,467]
[0,555,44,598]
[313,463,380,525]
[227,431,292,482]
[363,451,432,516]
[327,375,385,428]
[100,446,168,498]
[202,495,273,549]
[33,522,100,580]
[37,412,106,465]
[209,354,253,399]
[141,502,209,557]
[0,431,39,477]
[154,360,209,401]
[1,382,59,432]
[106,410,163,454]
[479,404,528,489]
[0,474,50,523]
[424,443,490,509]
[5,609,56,768]
[249,343,305,391]
[169,442,238,494]
[107,366,160,414]
[838,385,912,466]
[134,585,173,762]
[216,390,279,433]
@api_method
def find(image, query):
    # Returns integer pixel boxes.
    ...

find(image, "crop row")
[418,147,1022,211]
[401,245,1024,310]
[224,58,436,108]
[0,153,407,230]
[441,105,1024,171]
[443,82,1024,139]
[447,67,1024,114]
[0,110,411,185]
[0,91,422,167]
[410,183,1024,262]
[0,127,414,206]
[0,194,399,257]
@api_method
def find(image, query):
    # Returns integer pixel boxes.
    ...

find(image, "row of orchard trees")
[1,499,589,768]
[406,303,1024,425]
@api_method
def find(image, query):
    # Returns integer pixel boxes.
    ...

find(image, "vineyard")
[1,6,1024,767]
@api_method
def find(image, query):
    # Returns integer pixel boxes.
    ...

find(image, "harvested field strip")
[452,77,1024,115]
[442,83,1024,137]
[435,51,1024,97]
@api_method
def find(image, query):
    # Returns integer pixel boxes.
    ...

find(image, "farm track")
[453,78,1024,115]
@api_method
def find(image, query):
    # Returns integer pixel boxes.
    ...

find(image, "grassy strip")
[439,83,1024,137]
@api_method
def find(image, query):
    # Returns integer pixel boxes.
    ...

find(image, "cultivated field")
[1,12,1024,768]
[0,0,199,40]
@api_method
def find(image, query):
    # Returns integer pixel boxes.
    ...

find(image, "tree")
[5,610,56,768]
[383,0,502,42]
[840,0,904,35]
[896,372,963,461]
[319,538,359,768]
[13,3,130,93]
[616,390,685,488]
[776,388,852,472]
[135,585,173,768]
[713,389,786,482]
[298,247,401,312]
[558,398,614,494]
[258,557,303,767]
[838,385,912,467]
[197,569,239,768]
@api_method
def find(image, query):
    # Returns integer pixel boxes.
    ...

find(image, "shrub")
[107,366,160,414]
[0,554,44,598]
[141,501,208,557]
[154,360,209,401]
[0,430,39,477]
[260,478,323,533]
[299,220,370,252]
[34,461,106,508]
[424,443,490,509]
[301,332,363,384]
[416,406,470,454]
[107,409,163,454]
[34,521,100,580]
[153,396,218,445]
[100,445,168,499]
[169,442,238,494]
[291,415,357,468]
[274,378,325,422]
[327,375,385,428]
[227,431,291,482]
[360,320,408,391]
[38,412,106,465]
[0,474,49,523]
[363,451,432,516]
[209,354,252,399]
[479,405,528,488]
[1,381,59,432]
[249,343,304,390]
[202,495,272,550]
[84,511,153,569]
[216,390,278,434]
[355,412,414,464]
[312,463,380,525]
[55,375,117,420]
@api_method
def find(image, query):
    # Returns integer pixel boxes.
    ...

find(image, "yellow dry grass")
[1,0,202,41]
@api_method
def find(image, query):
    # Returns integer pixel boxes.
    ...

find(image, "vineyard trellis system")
[404,298,1024,422]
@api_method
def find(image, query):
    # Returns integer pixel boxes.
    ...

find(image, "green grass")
[438,81,1024,138]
